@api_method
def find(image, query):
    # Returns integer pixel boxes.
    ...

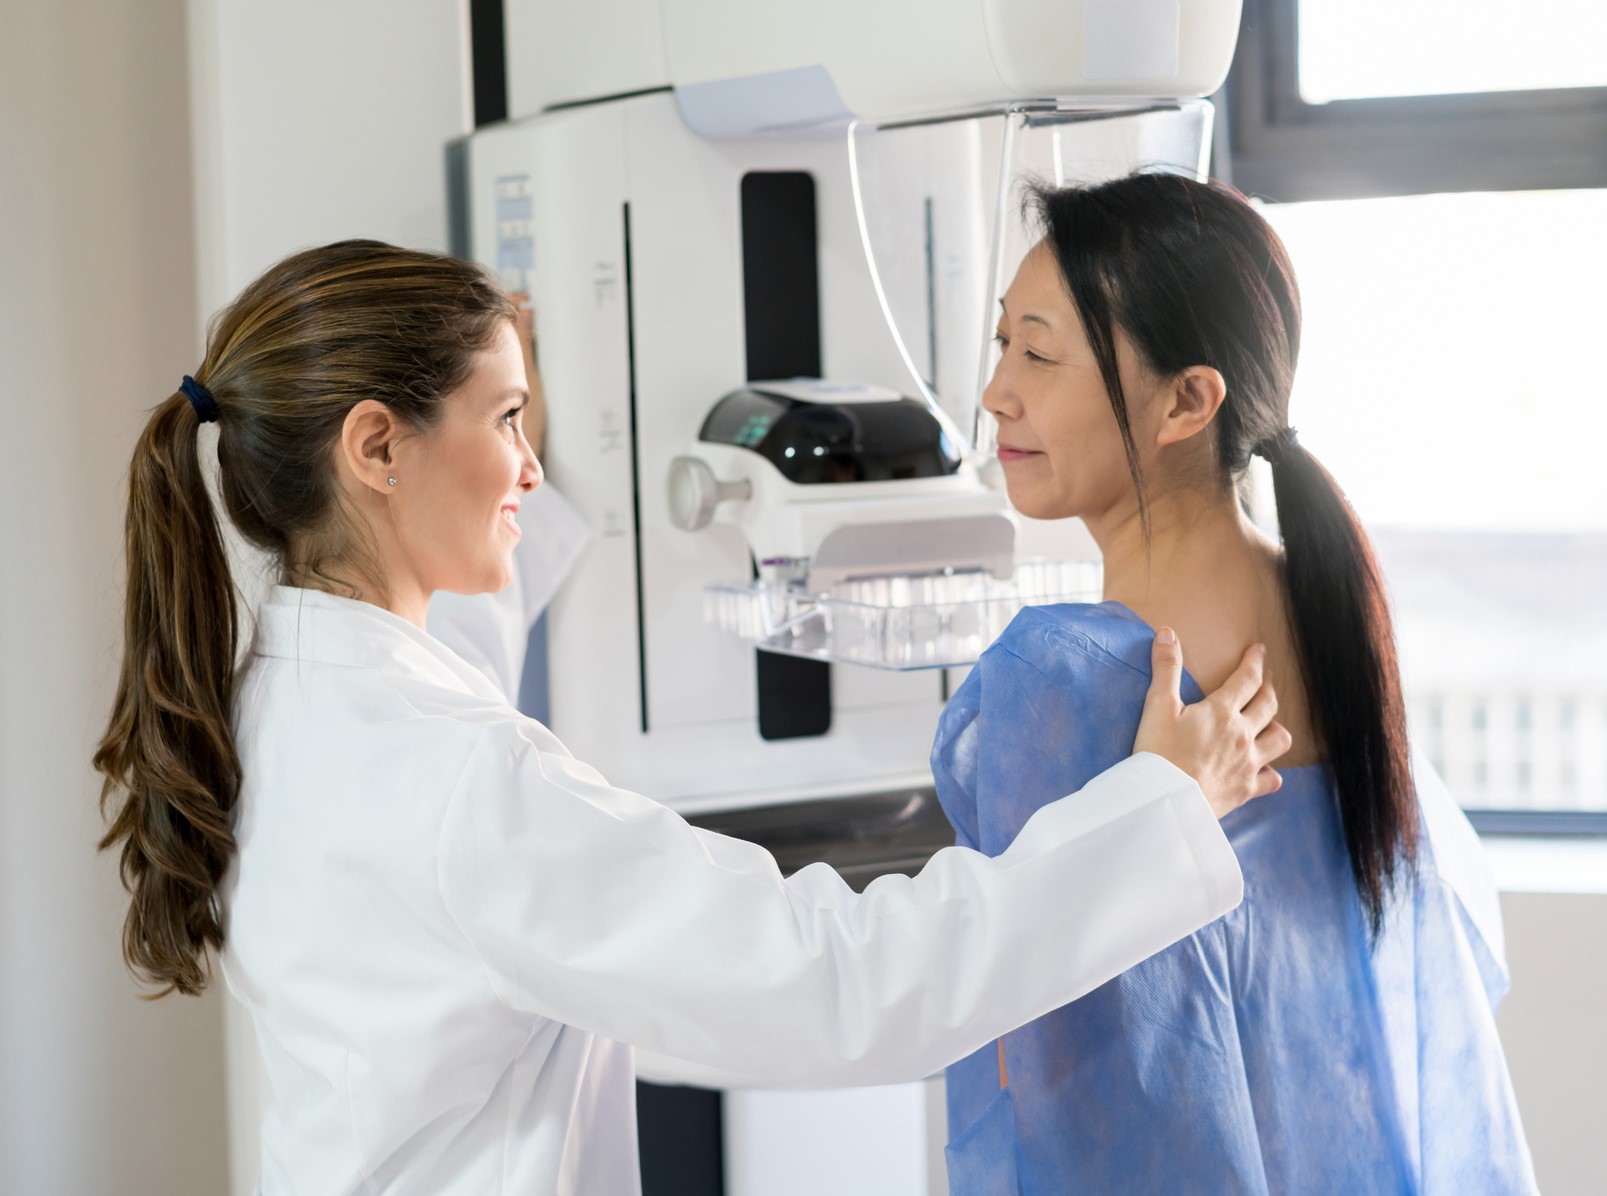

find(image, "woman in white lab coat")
[93,240,1289,1195]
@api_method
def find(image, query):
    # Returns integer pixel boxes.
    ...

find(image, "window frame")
[1468,810,1607,836]
[1221,1,1607,833]
[1222,0,1607,201]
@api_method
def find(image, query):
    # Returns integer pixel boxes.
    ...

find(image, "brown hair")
[93,240,515,995]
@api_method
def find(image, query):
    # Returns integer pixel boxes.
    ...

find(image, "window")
[1226,0,1607,201]
[1297,0,1607,103]
[1256,191,1607,825]
[1228,6,1607,831]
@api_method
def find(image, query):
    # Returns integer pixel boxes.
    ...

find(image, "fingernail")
[1157,627,1177,645]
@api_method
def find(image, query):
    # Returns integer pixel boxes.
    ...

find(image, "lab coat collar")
[252,585,509,705]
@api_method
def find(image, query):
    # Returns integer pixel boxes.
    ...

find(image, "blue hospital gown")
[932,603,1536,1195]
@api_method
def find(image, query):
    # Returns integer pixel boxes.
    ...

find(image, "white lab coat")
[221,585,1243,1195]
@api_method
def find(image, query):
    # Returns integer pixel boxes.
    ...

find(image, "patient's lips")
[997,442,1043,463]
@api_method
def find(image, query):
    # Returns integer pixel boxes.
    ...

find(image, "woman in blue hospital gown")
[932,173,1535,1194]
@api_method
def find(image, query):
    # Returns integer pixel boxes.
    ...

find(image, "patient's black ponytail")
[1260,432,1415,933]
[1032,174,1417,934]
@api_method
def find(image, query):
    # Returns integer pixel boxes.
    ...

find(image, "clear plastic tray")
[705,559,1103,670]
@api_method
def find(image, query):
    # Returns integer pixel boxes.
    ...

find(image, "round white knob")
[667,456,751,531]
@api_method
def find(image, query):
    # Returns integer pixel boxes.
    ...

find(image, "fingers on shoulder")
[1256,720,1294,762]
[1215,645,1268,712]
[1254,765,1285,798]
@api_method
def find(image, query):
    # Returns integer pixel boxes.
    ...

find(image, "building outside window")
[1229,0,1607,824]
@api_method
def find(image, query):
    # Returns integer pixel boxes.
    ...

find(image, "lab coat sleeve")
[436,732,1242,1088]
[426,483,591,701]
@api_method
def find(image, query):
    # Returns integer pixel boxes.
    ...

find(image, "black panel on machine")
[755,649,833,741]
[740,169,835,745]
[698,386,963,484]
[740,172,822,379]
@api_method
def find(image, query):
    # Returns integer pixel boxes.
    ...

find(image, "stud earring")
[387,476,397,487]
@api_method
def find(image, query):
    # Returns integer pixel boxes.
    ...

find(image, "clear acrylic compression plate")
[705,559,1103,670]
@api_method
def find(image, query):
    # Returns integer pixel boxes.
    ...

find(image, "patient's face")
[981,242,1155,523]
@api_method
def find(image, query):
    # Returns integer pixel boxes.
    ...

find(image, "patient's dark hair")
[1030,173,1416,933]
[93,240,515,995]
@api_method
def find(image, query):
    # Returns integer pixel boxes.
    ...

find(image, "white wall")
[182,3,475,1190]
[0,2,230,1193]
[189,0,472,306]
[1498,888,1607,1194]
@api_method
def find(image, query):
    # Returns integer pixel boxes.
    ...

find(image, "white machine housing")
[508,0,1242,131]
[463,100,982,812]
[669,380,1015,590]
[464,1,1240,815]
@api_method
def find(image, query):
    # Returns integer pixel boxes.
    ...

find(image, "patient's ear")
[1156,366,1226,448]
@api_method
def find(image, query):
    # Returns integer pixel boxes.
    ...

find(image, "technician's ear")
[1155,366,1227,448]
[338,400,405,496]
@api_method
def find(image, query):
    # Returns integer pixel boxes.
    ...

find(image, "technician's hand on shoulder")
[1135,627,1294,820]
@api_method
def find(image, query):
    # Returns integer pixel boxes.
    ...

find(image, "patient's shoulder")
[988,601,1157,684]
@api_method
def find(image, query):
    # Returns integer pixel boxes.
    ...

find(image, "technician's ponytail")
[1032,174,1418,934]
[93,389,241,997]
[94,240,517,995]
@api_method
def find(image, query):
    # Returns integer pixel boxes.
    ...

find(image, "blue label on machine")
[495,174,534,292]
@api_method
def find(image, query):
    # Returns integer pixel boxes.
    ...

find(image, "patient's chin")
[1005,485,1072,523]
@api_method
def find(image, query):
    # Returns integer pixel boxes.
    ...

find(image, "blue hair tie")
[180,375,220,424]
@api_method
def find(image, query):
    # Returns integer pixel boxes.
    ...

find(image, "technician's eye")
[1024,349,1049,364]
[501,408,520,428]
[992,333,1009,349]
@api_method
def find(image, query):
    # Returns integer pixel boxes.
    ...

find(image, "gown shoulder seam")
[993,610,1152,688]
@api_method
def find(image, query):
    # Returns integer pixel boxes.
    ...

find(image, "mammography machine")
[450,2,1241,1189]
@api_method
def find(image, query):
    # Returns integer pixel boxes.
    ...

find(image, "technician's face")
[981,242,1153,523]
[395,320,541,595]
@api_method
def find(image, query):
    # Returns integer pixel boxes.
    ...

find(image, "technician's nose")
[520,435,543,492]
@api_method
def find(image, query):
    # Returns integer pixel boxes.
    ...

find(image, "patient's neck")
[1087,483,1322,767]
[1092,484,1275,615]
